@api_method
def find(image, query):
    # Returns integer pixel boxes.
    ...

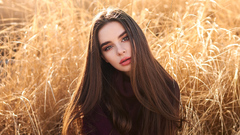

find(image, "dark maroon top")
[82,71,180,135]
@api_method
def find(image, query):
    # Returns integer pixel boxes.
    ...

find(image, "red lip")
[119,57,131,65]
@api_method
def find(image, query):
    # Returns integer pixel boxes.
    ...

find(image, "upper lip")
[119,57,131,64]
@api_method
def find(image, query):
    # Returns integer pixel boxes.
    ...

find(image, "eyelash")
[103,36,129,51]
[122,36,129,42]
[104,46,112,51]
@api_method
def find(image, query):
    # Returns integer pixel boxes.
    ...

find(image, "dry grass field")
[0,0,240,134]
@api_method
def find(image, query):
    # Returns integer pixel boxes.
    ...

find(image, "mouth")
[120,57,131,66]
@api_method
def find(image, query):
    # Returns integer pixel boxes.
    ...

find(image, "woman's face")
[98,21,131,76]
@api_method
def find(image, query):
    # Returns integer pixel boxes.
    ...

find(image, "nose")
[116,44,126,55]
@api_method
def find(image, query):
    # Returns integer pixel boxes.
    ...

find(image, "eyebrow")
[100,31,127,48]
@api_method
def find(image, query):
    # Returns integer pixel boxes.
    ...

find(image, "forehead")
[98,21,126,43]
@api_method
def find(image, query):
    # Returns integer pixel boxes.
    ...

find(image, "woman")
[62,8,182,135]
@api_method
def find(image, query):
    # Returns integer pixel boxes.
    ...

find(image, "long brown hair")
[62,8,182,135]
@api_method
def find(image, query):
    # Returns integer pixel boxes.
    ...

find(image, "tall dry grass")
[0,0,239,134]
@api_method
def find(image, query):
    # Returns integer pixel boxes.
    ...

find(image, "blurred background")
[0,0,239,134]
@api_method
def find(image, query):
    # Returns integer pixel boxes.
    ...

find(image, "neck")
[124,71,130,77]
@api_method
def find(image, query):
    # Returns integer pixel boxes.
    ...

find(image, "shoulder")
[173,80,180,99]
[167,79,179,93]
[166,79,180,104]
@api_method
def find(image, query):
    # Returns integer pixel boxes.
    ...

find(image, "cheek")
[127,43,132,52]
[102,53,113,63]
[101,55,108,62]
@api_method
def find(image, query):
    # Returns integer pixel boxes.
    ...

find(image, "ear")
[101,55,109,63]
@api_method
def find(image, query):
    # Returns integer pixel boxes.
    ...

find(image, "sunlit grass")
[0,0,239,134]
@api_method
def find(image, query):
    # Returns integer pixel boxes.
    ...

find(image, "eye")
[122,36,129,42]
[104,45,112,51]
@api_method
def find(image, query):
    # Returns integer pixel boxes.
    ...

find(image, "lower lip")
[120,58,131,66]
